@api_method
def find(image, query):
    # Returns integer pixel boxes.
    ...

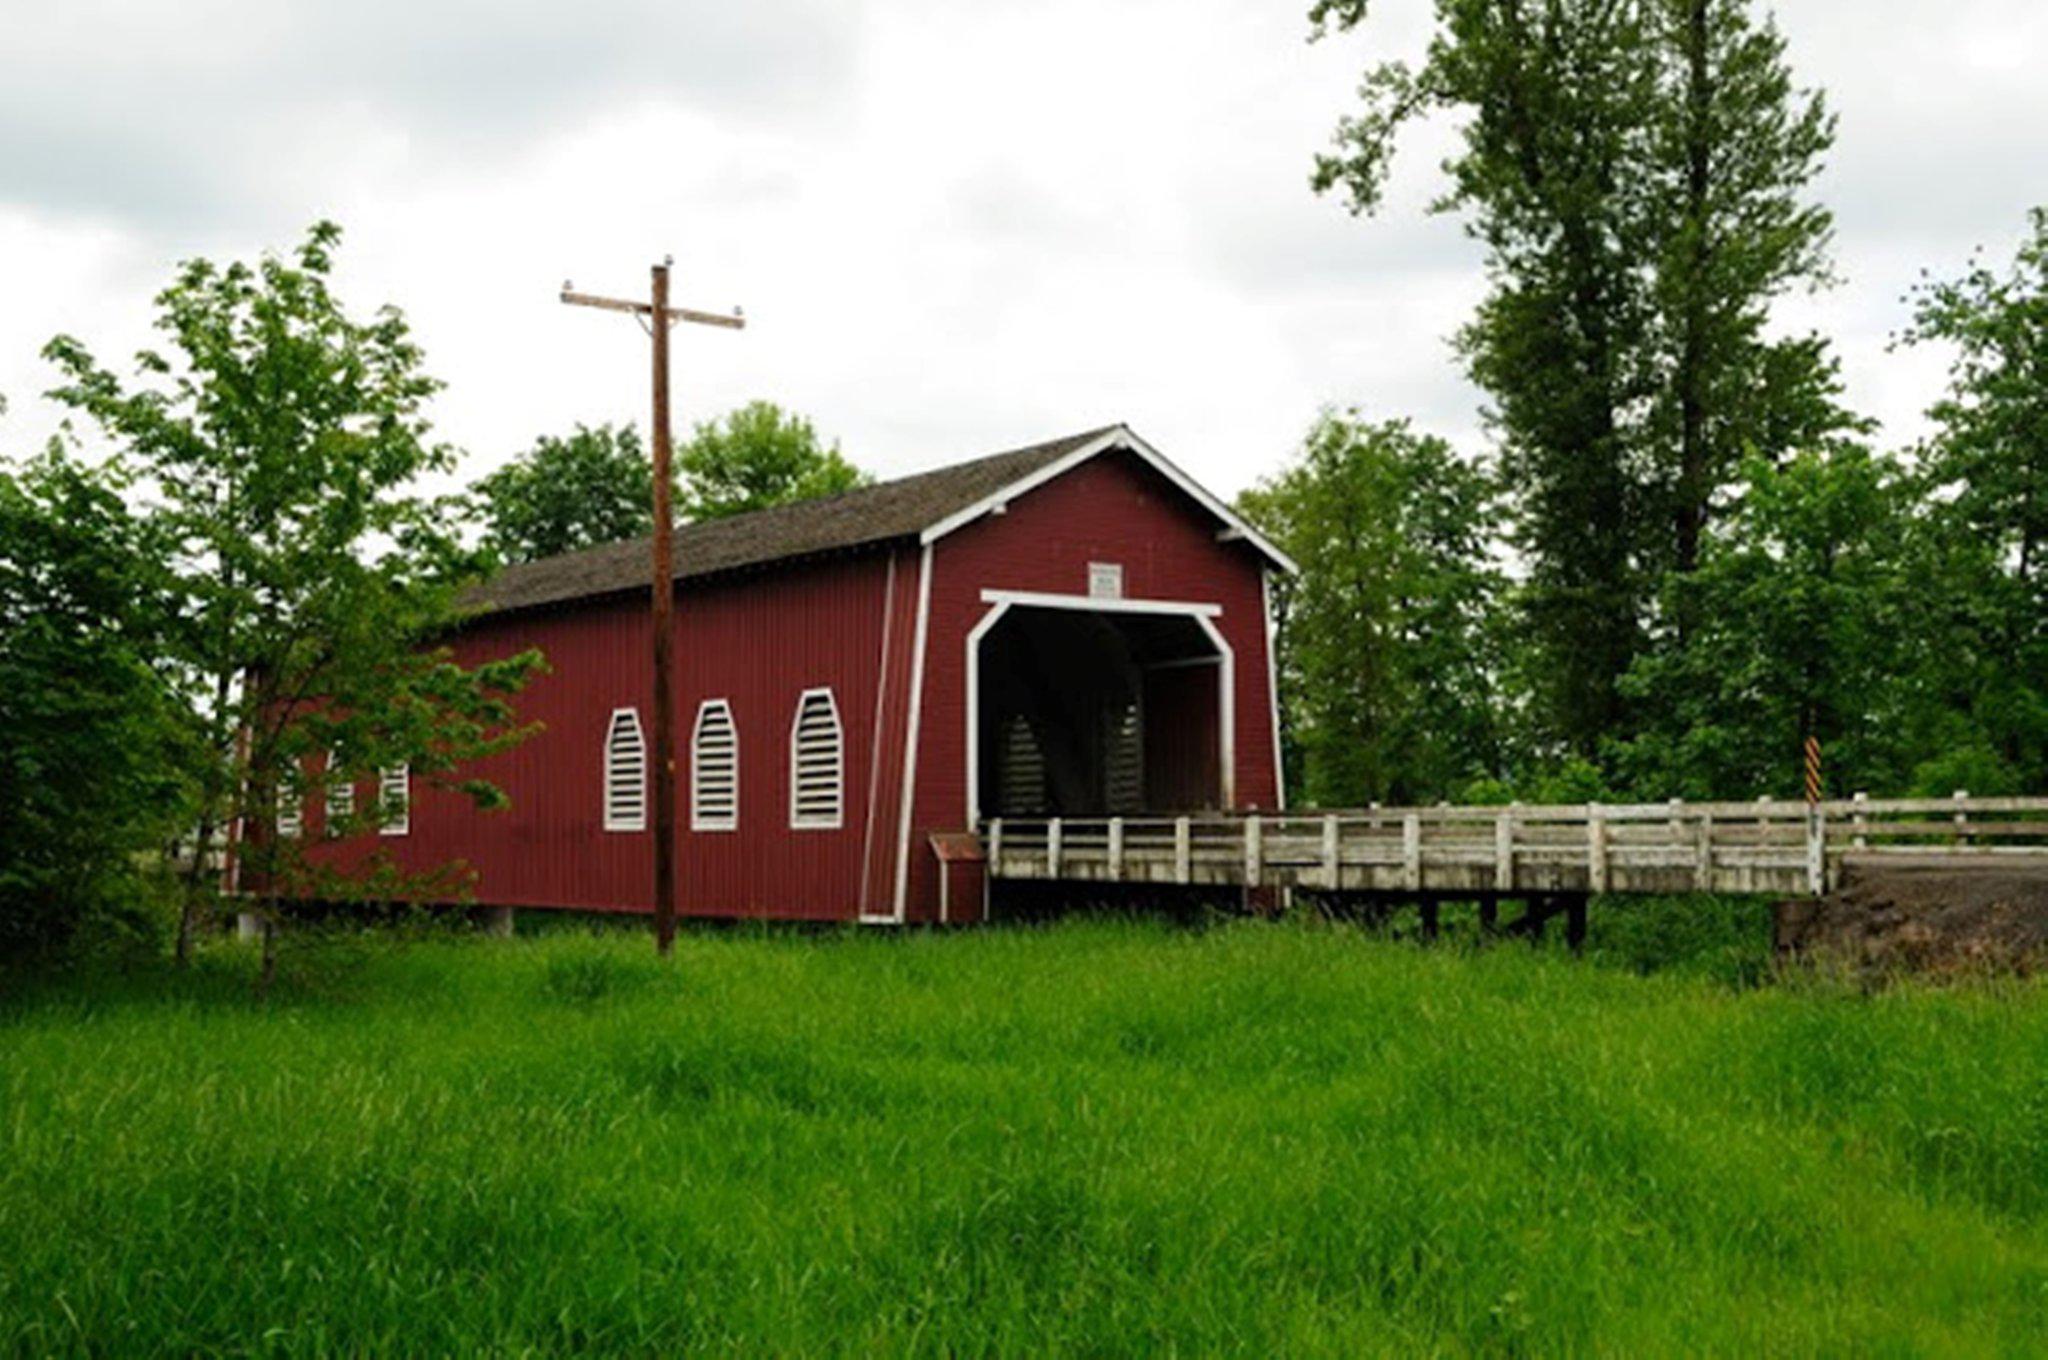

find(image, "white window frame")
[325,751,354,828]
[691,699,739,832]
[788,687,845,831]
[1088,561,1125,600]
[603,707,648,833]
[276,777,303,840]
[379,764,410,836]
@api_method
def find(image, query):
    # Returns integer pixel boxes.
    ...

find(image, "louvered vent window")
[276,778,303,840]
[603,708,648,832]
[789,688,844,829]
[379,764,410,836]
[1104,701,1143,813]
[326,753,354,828]
[999,715,1047,815]
[692,700,738,831]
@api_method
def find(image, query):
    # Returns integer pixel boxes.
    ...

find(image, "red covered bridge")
[317,425,1293,924]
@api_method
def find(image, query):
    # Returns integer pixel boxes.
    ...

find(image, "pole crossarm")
[560,288,745,330]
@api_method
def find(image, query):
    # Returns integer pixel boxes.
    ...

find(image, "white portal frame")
[963,588,1234,827]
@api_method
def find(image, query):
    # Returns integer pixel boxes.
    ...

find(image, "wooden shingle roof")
[464,425,1121,618]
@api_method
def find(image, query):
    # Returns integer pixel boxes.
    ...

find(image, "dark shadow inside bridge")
[974,605,1224,821]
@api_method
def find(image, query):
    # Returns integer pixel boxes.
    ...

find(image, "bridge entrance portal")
[970,603,1227,824]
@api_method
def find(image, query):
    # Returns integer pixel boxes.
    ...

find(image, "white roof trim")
[978,588,1222,618]
[918,425,1298,575]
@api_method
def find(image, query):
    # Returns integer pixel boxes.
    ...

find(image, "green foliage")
[475,423,654,563]
[1900,208,2048,792]
[1312,0,1851,759]
[677,400,868,521]
[40,222,544,939]
[1315,0,1659,756]
[0,442,188,957]
[1612,448,1921,798]
[1636,0,1856,588]
[471,403,869,562]
[4,923,2046,1352]
[1605,207,2048,801]
[1581,894,1776,986]
[1239,412,1506,803]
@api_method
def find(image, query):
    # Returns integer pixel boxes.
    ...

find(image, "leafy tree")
[42,223,545,974]
[1239,413,1506,804]
[1609,448,1920,799]
[1312,0,1657,758]
[677,400,868,521]
[475,424,654,563]
[1640,0,1851,594]
[1310,0,1854,758]
[1900,208,2048,791]
[0,435,188,958]
[474,404,868,562]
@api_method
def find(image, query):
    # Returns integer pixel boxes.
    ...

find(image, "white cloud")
[1,0,2042,499]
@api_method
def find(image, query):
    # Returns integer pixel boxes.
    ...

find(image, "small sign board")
[929,831,985,863]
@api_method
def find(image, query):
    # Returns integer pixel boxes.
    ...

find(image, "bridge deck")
[985,796,2048,898]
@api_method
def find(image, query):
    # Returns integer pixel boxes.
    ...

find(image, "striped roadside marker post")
[1803,736,1825,893]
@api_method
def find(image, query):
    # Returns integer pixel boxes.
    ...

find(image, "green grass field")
[5,911,2047,1355]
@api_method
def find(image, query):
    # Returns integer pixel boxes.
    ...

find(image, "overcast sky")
[1,0,2042,499]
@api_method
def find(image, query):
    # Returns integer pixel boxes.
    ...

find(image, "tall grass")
[3,917,2045,1355]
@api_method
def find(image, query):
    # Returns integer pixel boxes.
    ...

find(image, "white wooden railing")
[984,794,2048,896]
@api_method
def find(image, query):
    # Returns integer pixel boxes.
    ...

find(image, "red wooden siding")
[901,449,1280,922]
[317,549,915,920]
[857,544,924,919]
[1143,663,1224,811]
[297,442,1279,925]
[305,594,656,912]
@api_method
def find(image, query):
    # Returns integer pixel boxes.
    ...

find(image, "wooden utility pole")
[561,262,743,955]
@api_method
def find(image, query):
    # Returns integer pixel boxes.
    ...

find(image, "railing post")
[1588,803,1609,894]
[1745,797,1769,892]
[1806,804,1826,896]
[1321,813,1340,890]
[1244,815,1264,887]
[1852,791,1868,849]
[988,818,1004,876]
[1108,816,1124,881]
[1494,807,1515,891]
[1694,811,1713,892]
[1174,816,1191,884]
[1047,817,1063,878]
[1402,812,1422,892]
[1955,789,1971,848]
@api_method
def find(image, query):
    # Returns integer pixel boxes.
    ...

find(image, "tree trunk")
[176,662,245,966]
[256,904,280,999]
[1674,0,1714,605]
[173,813,218,967]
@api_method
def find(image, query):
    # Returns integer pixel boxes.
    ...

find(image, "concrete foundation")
[236,912,264,941]
[479,905,515,938]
